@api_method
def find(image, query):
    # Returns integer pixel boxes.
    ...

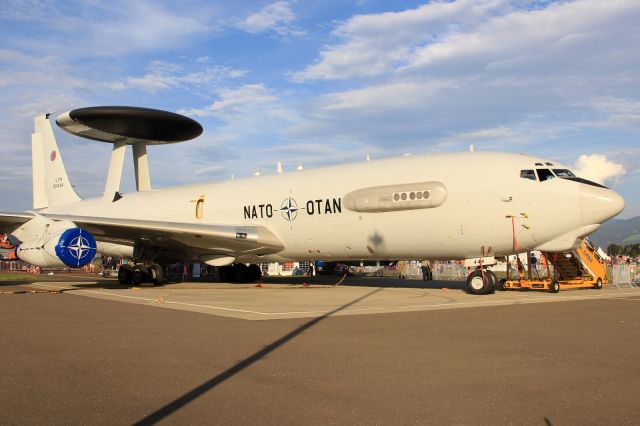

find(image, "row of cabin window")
[393,190,431,202]
[520,168,576,182]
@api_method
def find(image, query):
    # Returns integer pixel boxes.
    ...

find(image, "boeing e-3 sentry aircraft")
[0,107,625,294]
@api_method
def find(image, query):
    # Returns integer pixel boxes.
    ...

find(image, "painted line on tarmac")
[30,283,274,315]
[29,283,640,318]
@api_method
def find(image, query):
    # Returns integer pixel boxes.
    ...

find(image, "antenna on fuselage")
[55,106,203,201]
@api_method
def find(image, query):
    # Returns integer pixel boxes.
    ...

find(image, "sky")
[1,0,639,217]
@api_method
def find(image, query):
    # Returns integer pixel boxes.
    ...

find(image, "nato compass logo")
[55,228,97,268]
[280,197,299,222]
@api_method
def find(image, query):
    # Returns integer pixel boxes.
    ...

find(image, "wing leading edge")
[44,214,285,257]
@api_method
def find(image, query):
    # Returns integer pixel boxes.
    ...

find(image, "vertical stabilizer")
[32,114,81,208]
[31,131,47,209]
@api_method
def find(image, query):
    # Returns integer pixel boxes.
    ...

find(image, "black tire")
[496,278,507,291]
[148,263,164,285]
[219,265,233,282]
[131,268,144,285]
[233,263,249,282]
[594,278,603,290]
[466,270,491,295]
[247,264,262,282]
[550,280,560,293]
[486,270,497,294]
[117,266,132,285]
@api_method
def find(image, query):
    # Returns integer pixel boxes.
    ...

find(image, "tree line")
[608,243,640,258]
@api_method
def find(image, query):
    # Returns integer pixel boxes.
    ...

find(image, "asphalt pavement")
[1,275,639,425]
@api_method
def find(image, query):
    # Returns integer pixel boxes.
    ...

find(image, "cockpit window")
[552,169,576,178]
[536,169,555,181]
[520,170,536,180]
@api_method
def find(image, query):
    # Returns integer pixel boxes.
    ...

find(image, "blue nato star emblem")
[280,197,299,222]
[66,234,93,262]
[55,228,97,268]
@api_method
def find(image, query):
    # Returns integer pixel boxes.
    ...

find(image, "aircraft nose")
[580,184,625,225]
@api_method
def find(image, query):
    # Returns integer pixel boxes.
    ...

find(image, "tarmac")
[1,273,639,425]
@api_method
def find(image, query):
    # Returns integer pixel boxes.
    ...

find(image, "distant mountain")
[589,216,640,249]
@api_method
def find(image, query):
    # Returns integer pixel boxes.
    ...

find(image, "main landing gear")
[118,262,164,286]
[466,269,496,295]
[218,264,262,283]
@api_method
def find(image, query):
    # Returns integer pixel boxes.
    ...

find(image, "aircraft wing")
[44,214,285,256]
[0,212,35,233]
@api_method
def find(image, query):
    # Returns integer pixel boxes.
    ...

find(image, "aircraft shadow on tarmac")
[133,287,384,425]
[261,275,468,291]
[0,275,468,292]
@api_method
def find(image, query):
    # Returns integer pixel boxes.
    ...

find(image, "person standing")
[421,260,432,281]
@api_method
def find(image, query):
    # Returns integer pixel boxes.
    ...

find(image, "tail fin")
[32,114,81,209]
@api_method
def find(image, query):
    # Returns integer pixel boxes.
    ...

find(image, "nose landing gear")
[466,269,496,295]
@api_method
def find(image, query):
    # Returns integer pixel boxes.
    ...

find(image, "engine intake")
[54,228,97,267]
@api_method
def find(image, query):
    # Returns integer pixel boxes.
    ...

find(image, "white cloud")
[574,154,626,185]
[180,84,281,118]
[288,0,640,156]
[1,0,215,56]
[235,1,303,37]
[293,0,512,81]
[114,61,247,93]
[317,80,459,112]
[294,0,640,82]
[580,97,640,129]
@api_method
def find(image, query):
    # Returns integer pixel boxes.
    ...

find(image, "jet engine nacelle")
[16,224,97,268]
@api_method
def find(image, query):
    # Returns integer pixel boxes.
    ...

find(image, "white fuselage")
[40,152,624,263]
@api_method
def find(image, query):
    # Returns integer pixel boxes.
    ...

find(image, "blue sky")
[1,0,639,217]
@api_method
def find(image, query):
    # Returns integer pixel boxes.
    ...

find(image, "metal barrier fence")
[611,264,639,288]
[0,261,26,271]
[361,262,467,280]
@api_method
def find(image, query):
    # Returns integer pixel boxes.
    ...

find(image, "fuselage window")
[536,169,555,182]
[196,198,204,219]
[520,170,536,180]
[552,169,576,178]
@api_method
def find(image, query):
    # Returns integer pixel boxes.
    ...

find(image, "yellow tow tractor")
[499,238,607,293]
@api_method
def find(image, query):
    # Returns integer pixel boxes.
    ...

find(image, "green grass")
[0,273,34,281]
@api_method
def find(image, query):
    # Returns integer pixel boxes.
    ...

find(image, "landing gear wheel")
[218,266,233,282]
[594,278,603,290]
[148,263,164,285]
[550,280,560,293]
[233,263,249,282]
[247,264,262,283]
[117,266,133,285]
[496,278,507,291]
[466,270,493,295]
[486,270,497,294]
[131,268,144,285]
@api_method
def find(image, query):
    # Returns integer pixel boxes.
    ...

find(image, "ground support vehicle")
[500,239,606,293]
